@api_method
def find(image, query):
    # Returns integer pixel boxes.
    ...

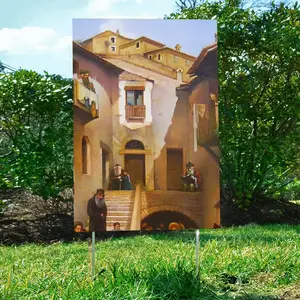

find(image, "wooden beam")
[119,149,152,155]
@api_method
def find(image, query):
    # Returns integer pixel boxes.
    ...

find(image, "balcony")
[125,105,146,122]
[73,80,99,119]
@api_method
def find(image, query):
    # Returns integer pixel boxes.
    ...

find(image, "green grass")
[0,225,299,299]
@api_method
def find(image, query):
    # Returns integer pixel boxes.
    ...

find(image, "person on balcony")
[121,170,132,190]
[79,70,96,93]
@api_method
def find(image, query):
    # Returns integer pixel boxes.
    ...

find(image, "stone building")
[73,30,219,231]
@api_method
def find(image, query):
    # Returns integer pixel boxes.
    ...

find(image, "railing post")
[130,184,141,231]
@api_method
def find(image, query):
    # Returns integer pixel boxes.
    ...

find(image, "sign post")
[195,229,200,277]
[91,231,95,280]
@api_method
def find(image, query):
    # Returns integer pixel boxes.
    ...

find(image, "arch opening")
[141,210,197,230]
[125,140,145,150]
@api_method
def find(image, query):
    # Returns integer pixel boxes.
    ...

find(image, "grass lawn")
[0,224,299,299]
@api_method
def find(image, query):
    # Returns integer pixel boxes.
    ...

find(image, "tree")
[0,70,73,199]
[167,0,300,208]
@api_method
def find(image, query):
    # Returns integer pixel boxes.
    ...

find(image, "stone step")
[107,211,132,216]
[105,195,133,197]
[107,227,130,231]
[106,202,133,205]
[107,204,133,209]
[105,199,133,202]
[107,215,131,221]
[146,191,202,194]
[106,200,134,203]
[106,220,131,229]
[105,192,135,195]
[105,199,133,203]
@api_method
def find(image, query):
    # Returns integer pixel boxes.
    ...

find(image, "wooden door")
[125,154,145,187]
[167,149,183,190]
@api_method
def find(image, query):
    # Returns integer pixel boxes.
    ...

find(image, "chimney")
[116,29,120,35]
[214,33,217,42]
[175,44,181,51]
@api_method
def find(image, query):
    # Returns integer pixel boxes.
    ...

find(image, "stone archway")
[119,135,154,190]
[121,135,150,152]
[141,209,198,230]
[125,140,144,150]
[141,205,201,228]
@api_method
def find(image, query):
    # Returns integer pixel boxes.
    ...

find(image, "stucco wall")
[108,61,182,190]
[73,52,118,226]
[144,42,162,53]
[93,33,131,55]
[120,40,146,55]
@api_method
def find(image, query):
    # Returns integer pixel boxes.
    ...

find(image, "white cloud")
[83,0,148,17]
[86,0,128,15]
[0,27,71,55]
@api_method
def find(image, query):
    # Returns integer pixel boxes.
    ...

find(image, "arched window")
[176,68,183,82]
[82,136,90,174]
[125,140,144,150]
[73,60,79,74]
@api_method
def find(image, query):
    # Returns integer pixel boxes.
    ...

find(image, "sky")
[0,0,216,77]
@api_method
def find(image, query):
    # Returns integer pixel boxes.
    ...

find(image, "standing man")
[111,164,123,190]
[87,189,107,232]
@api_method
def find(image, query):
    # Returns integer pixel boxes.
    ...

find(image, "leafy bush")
[0,70,73,200]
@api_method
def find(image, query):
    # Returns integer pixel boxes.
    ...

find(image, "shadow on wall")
[154,91,189,190]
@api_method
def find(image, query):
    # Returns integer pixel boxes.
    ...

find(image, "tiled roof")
[144,47,196,60]
[187,42,217,75]
[119,36,165,48]
[100,57,179,83]
[73,42,124,73]
[81,30,133,44]
[119,71,154,82]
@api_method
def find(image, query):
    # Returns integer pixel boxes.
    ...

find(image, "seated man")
[181,162,199,191]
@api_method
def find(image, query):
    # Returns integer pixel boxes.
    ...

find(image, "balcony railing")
[73,80,99,118]
[125,105,146,122]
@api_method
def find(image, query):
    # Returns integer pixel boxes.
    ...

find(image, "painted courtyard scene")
[73,19,219,232]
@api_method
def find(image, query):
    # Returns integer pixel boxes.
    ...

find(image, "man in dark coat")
[87,189,107,232]
[111,164,123,190]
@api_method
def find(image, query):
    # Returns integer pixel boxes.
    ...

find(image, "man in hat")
[181,162,198,191]
[111,164,123,190]
[87,189,107,232]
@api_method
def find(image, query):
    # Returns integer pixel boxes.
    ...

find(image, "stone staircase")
[105,190,135,231]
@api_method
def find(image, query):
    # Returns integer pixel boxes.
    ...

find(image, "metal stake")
[195,229,200,277]
[91,231,95,280]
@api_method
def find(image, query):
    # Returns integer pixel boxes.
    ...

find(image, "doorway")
[101,149,109,189]
[125,154,145,187]
[167,148,183,190]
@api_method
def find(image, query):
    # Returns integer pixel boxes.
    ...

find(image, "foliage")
[167,0,300,208]
[0,70,73,199]
[0,225,299,299]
